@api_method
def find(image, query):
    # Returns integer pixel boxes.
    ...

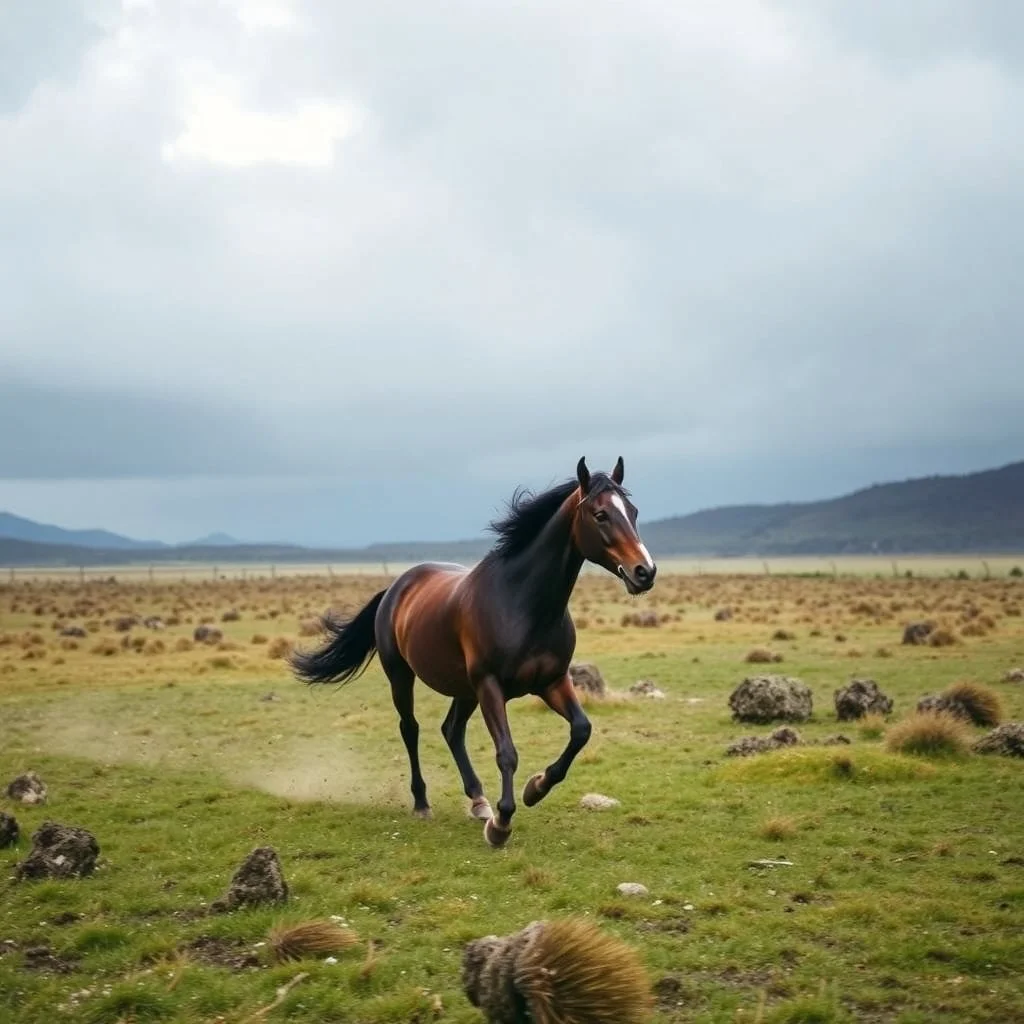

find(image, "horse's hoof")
[523,772,549,807]
[483,816,512,848]
[469,797,493,821]
[413,807,432,820]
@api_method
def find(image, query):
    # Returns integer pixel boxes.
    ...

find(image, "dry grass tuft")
[267,636,293,660]
[884,711,972,759]
[267,918,360,964]
[745,647,782,664]
[515,917,654,1024]
[857,713,888,740]
[942,681,1003,727]
[758,816,796,841]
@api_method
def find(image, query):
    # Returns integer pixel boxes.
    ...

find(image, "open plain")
[1,565,1023,1023]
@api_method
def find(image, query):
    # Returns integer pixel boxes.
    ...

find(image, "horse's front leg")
[476,675,518,848]
[523,674,592,807]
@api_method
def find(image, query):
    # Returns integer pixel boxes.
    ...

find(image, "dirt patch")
[184,935,261,970]
[19,945,81,974]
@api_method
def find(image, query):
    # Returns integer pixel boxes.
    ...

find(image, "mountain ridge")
[1,458,1022,566]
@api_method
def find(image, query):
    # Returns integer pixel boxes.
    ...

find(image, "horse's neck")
[503,502,583,625]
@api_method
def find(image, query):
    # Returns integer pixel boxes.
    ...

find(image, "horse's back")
[378,561,475,694]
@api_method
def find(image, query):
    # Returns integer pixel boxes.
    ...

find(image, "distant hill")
[1,459,1022,568]
[640,459,1024,556]
[186,532,243,547]
[0,511,167,551]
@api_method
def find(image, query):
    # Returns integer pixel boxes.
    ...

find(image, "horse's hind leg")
[441,696,492,821]
[523,675,592,808]
[381,654,431,819]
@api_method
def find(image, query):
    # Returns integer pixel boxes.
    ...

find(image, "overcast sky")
[2,0,1022,546]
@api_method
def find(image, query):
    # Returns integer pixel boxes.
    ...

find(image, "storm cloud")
[1,0,1022,545]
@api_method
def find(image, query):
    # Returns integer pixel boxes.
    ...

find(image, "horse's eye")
[594,510,609,523]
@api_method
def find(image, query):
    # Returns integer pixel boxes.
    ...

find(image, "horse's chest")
[508,651,567,695]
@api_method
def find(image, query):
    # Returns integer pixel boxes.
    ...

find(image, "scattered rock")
[142,616,165,630]
[616,882,650,897]
[6,772,48,805]
[0,811,19,848]
[259,692,280,702]
[621,610,659,628]
[59,626,87,638]
[15,822,99,881]
[972,722,1024,758]
[629,679,665,699]
[728,675,813,724]
[714,608,733,621]
[725,726,802,757]
[194,624,224,644]
[1004,668,1024,683]
[833,678,893,721]
[745,647,783,664]
[820,734,852,746]
[579,793,620,810]
[210,846,289,913]
[902,621,934,645]
[569,662,606,698]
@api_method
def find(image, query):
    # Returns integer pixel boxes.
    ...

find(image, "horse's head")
[572,456,657,595]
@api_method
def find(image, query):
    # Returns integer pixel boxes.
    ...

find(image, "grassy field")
[1,568,1022,1023]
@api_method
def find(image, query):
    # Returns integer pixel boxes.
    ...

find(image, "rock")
[833,678,893,721]
[569,662,606,698]
[193,624,224,645]
[210,846,289,913]
[579,793,620,810]
[621,610,659,628]
[1004,668,1024,683]
[15,822,99,880]
[819,734,852,746]
[616,882,649,897]
[728,675,813,724]
[714,608,733,621]
[59,626,87,638]
[6,772,47,805]
[142,616,165,630]
[629,679,665,699]
[972,722,1024,758]
[902,621,934,645]
[725,726,802,757]
[0,811,19,848]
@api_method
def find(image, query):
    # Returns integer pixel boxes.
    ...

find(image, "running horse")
[289,456,657,847]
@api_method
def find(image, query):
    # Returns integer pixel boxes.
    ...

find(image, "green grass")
[1,572,1023,1023]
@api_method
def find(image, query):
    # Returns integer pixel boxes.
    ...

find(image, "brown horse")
[289,456,657,847]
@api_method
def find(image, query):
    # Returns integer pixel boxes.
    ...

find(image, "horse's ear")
[577,456,591,493]
[611,456,625,485]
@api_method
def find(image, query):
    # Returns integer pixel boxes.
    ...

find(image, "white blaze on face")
[609,494,655,571]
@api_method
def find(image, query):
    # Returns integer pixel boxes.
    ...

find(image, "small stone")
[5,772,47,806]
[1003,668,1024,683]
[579,793,620,810]
[0,812,19,849]
[629,679,665,699]
[210,846,289,913]
[569,662,607,697]
[616,882,649,897]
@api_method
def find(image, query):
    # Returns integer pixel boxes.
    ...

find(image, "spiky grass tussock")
[267,919,359,964]
[462,917,653,1024]
[941,681,1003,727]
[884,710,972,759]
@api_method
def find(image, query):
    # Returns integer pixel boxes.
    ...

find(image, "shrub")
[884,711,971,759]
[941,681,1003,727]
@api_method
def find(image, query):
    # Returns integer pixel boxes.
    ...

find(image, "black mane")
[486,473,625,560]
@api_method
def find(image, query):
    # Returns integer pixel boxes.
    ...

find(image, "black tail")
[289,589,387,686]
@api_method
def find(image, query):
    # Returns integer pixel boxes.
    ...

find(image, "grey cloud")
[0,1,1022,543]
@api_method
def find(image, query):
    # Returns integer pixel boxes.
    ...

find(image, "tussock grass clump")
[463,917,654,1024]
[268,918,359,964]
[718,746,936,785]
[759,816,796,841]
[745,647,782,664]
[884,711,972,759]
[942,681,1003,727]
[857,712,888,740]
[266,636,293,660]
